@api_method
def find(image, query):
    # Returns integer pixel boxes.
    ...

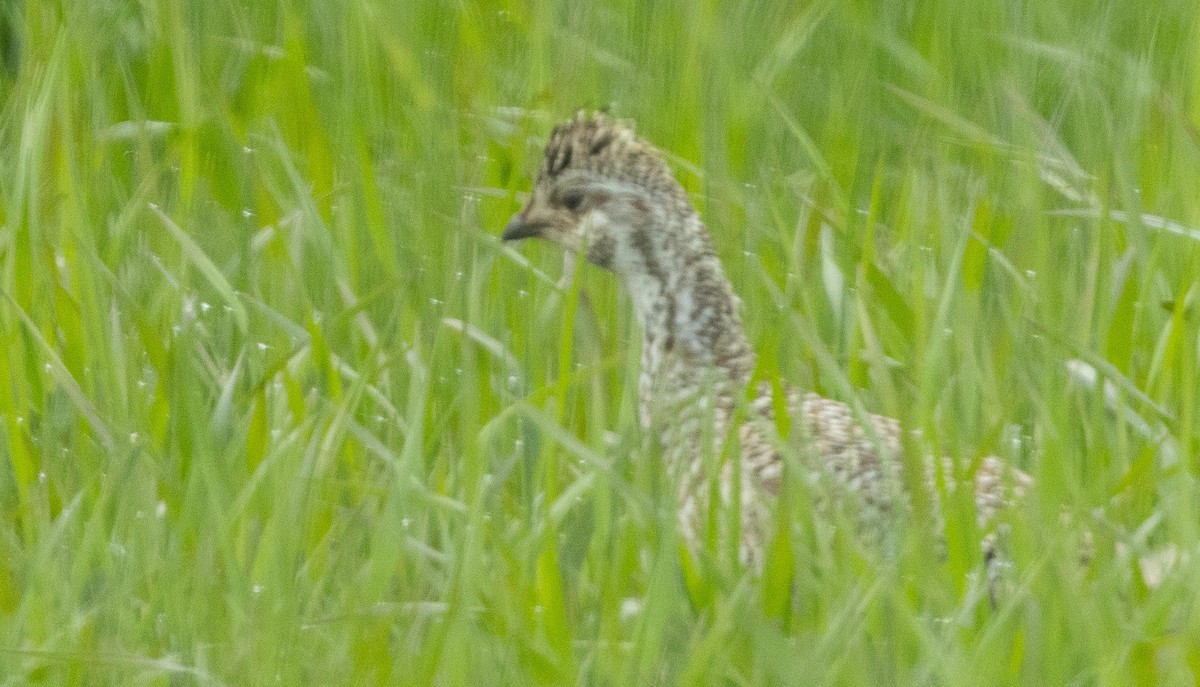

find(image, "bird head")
[503,111,694,276]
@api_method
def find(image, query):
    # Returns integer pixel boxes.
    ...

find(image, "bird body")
[504,111,1029,568]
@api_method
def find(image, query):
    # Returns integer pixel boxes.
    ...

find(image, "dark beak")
[502,214,545,242]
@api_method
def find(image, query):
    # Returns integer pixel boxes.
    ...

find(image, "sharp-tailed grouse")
[503,111,1031,569]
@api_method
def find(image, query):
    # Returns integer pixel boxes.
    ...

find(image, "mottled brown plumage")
[504,111,1030,568]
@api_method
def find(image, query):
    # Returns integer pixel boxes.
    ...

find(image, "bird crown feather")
[538,111,677,195]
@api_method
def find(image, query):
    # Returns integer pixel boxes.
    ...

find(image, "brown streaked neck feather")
[624,208,755,428]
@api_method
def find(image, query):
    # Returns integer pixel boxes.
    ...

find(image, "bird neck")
[623,213,755,426]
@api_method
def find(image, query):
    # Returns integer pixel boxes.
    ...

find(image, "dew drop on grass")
[253,584,264,594]
[156,502,167,518]
[401,518,411,528]
[620,597,643,622]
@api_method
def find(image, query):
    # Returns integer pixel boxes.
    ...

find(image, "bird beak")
[502,214,546,242]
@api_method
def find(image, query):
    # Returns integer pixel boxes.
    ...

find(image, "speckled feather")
[515,112,1031,568]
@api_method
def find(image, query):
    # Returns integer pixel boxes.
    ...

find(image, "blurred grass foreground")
[1,0,1200,684]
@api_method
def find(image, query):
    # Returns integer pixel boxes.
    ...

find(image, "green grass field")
[1,0,1199,684]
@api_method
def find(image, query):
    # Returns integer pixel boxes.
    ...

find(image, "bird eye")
[561,190,585,213]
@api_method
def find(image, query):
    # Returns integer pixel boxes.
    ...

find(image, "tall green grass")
[0,0,1198,683]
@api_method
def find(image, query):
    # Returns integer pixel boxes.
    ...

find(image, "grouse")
[503,111,1031,569]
